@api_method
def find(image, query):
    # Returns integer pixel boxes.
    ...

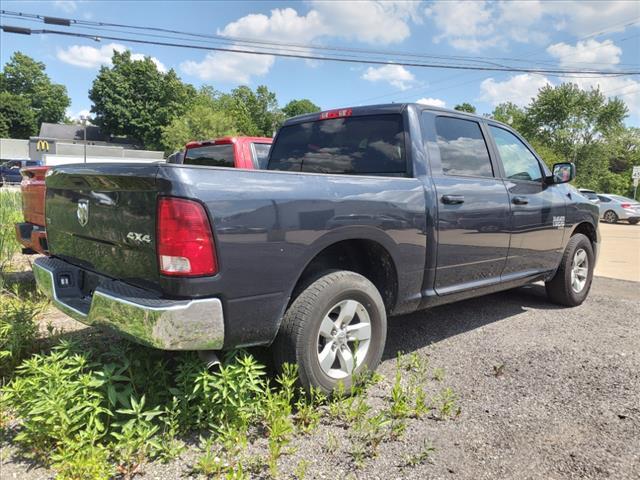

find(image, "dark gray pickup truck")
[34,104,599,392]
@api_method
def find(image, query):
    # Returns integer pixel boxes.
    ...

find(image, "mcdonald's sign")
[36,140,50,152]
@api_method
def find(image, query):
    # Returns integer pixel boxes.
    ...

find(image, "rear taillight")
[621,203,632,209]
[157,197,217,277]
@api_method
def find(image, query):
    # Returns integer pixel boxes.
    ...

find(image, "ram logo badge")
[552,216,565,228]
[77,200,89,227]
[127,232,151,244]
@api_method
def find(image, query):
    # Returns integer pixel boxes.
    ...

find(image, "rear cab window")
[184,144,235,167]
[268,114,407,176]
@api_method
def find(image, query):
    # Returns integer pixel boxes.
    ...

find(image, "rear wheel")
[629,218,639,225]
[603,210,618,223]
[273,270,387,394]
[545,233,594,306]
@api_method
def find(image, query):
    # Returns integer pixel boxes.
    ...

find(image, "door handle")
[512,196,529,205]
[442,195,465,205]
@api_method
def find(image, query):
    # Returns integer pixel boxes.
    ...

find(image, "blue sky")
[2,1,639,125]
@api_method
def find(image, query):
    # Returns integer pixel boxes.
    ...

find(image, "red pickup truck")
[15,136,272,255]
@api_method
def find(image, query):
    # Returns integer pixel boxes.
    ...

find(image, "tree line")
[1,51,638,196]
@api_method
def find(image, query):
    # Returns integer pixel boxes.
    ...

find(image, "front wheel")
[545,233,594,307]
[629,218,639,225]
[272,271,387,394]
[603,210,618,224]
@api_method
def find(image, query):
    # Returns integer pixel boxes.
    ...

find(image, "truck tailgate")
[46,164,162,289]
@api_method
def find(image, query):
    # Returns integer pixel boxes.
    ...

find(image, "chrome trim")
[33,259,224,350]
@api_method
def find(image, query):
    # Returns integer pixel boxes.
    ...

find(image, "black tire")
[629,218,639,225]
[603,210,618,224]
[545,233,594,307]
[273,270,387,394]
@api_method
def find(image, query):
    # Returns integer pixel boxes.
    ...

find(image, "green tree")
[0,91,37,138]
[89,50,195,149]
[491,102,529,133]
[282,99,321,118]
[0,52,70,137]
[218,85,282,136]
[454,102,476,113]
[161,88,237,152]
[525,83,627,162]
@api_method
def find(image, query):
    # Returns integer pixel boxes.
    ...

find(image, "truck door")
[487,124,566,275]
[422,112,511,295]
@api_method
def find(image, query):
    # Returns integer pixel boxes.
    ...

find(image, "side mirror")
[548,162,575,184]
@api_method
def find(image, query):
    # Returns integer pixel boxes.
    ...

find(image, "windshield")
[268,114,407,176]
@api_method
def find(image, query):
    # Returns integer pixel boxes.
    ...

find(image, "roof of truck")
[283,103,505,127]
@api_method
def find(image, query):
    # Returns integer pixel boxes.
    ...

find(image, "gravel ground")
[2,276,638,479]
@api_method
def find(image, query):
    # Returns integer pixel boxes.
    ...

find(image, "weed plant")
[0,189,22,271]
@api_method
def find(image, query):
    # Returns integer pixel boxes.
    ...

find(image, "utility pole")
[80,115,88,163]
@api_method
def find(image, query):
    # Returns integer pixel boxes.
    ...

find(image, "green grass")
[0,189,23,272]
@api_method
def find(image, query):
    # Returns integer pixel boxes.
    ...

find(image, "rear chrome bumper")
[33,257,224,350]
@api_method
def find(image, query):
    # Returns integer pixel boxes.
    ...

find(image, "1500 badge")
[127,232,151,243]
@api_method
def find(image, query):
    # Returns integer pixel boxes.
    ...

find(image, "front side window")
[268,114,406,175]
[490,126,542,182]
[434,116,493,177]
[183,144,235,167]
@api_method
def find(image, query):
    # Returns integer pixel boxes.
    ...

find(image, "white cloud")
[57,43,166,72]
[130,53,167,73]
[547,39,621,69]
[426,0,501,52]
[65,108,92,123]
[425,0,639,52]
[362,65,416,90]
[573,76,640,118]
[416,97,447,108]
[311,0,422,45]
[54,1,77,13]
[181,48,274,83]
[480,74,552,107]
[541,1,640,37]
[181,2,422,83]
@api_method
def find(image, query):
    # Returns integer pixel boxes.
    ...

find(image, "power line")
[1,9,639,71]
[2,24,639,77]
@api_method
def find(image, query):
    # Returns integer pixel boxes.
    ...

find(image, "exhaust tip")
[198,350,221,369]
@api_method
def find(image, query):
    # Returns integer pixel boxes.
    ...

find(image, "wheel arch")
[288,233,400,315]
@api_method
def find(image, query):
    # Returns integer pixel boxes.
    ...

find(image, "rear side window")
[268,114,406,175]
[184,144,234,167]
[435,117,493,177]
[252,143,271,169]
[597,195,611,203]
